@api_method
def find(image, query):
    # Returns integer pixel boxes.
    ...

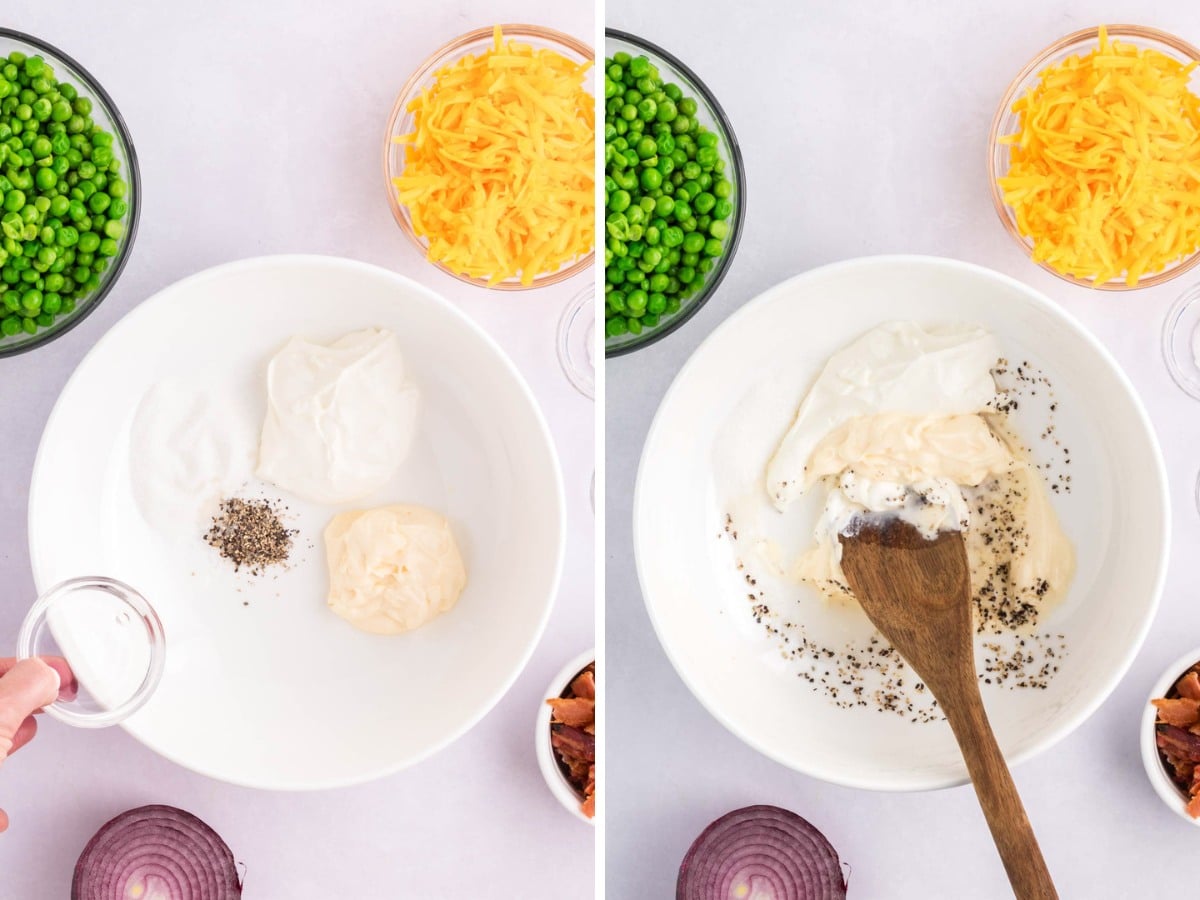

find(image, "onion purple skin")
[677,805,847,900]
[73,805,242,900]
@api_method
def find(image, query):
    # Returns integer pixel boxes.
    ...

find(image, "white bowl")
[635,255,1169,791]
[28,255,565,789]
[1141,647,1200,825]
[535,648,594,825]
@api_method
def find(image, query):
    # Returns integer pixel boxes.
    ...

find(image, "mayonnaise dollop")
[257,328,419,505]
[324,504,467,635]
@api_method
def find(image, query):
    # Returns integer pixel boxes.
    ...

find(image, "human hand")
[0,658,67,833]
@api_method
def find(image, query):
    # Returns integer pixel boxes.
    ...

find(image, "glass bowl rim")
[987,23,1200,292]
[1161,280,1200,401]
[557,280,596,399]
[603,28,747,357]
[381,23,596,291]
[0,28,142,357]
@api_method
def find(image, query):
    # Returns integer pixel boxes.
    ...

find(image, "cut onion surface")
[677,805,847,900]
[73,805,242,900]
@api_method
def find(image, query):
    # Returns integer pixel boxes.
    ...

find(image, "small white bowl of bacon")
[536,649,595,824]
[1143,649,1200,824]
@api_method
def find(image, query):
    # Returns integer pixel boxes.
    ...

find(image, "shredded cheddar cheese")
[998,26,1200,286]
[393,26,595,286]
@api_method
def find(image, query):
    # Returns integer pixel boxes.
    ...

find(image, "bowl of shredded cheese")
[989,24,1200,290]
[384,24,595,290]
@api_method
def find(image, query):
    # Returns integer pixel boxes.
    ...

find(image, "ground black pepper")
[204,496,298,575]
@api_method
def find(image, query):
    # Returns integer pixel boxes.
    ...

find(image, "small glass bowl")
[557,282,595,399]
[604,30,746,357]
[1162,282,1200,400]
[0,30,141,356]
[17,576,164,728]
[382,24,595,291]
[534,648,595,825]
[988,25,1200,291]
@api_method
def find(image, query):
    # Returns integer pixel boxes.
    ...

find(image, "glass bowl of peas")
[604,30,745,357]
[0,30,140,357]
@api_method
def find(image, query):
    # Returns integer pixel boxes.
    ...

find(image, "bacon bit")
[548,661,596,819]
[547,696,595,728]
[1152,662,1200,817]
[570,669,595,701]
[1153,697,1200,728]
[1179,671,1200,701]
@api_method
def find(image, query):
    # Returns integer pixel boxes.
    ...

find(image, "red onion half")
[73,805,242,900]
[677,805,847,900]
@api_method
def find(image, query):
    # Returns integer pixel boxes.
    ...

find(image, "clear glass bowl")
[557,281,595,398]
[382,24,595,291]
[1162,281,1200,400]
[0,30,141,356]
[604,30,746,357]
[17,576,164,728]
[988,25,1200,291]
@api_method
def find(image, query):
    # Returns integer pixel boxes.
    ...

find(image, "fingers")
[0,659,60,751]
[0,806,8,834]
[0,656,76,704]
[8,716,36,755]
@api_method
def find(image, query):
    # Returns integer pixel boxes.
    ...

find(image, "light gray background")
[0,3,594,898]
[606,1,1200,897]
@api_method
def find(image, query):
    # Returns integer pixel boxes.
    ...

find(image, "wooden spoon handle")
[944,692,1058,900]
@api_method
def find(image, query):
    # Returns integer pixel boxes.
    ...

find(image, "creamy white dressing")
[768,321,1075,610]
[767,322,1001,510]
[256,328,419,504]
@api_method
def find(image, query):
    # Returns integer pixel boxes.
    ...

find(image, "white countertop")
[0,2,595,897]
[605,1,1200,897]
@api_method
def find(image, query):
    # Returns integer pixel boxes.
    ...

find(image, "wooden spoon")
[838,519,1057,900]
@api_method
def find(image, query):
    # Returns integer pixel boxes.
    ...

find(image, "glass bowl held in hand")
[17,576,164,728]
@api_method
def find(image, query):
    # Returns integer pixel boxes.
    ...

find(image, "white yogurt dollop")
[130,380,246,534]
[257,328,419,504]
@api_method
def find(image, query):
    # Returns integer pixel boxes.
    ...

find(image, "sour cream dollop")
[256,328,419,504]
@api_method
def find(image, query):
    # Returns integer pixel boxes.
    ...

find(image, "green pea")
[606,317,628,337]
